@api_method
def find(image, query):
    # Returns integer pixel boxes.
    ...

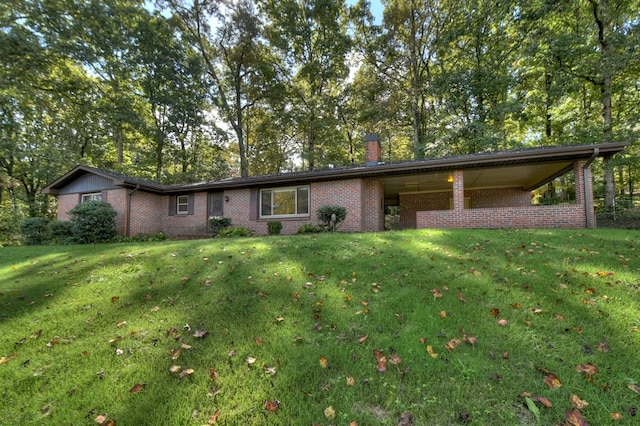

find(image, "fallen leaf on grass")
[0,353,17,365]
[531,396,553,407]
[610,413,623,420]
[490,308,500,317]
[511,303,522,309]
[129,383,144,393]
[543,373,562,389]
[389,354,402,365]
[254,337,263,346]
[628,384,640,393]
[263,399,280,413]
[209,367,218,380]
[427,345,438,358]
[358,335,368,343]
[150,306,160,312]
[193,329,209,338]
[319,356,329,369]
[373,350,387,372]
[457,292,468,303]
[576,363,598,378]
[346,376,355,386]
[445,338,461,351]
[570,394,589,410]
[324,405,336,419]
[246,357,256,365]
[169,365,181,373]
[94,414,116,425]
[171,349,181,360]
[497,319,509,326]
[438,310,447,318]
[565,408,588,426]
[208,409,220,424]
[430,288,443,298]
[179,368,195,378]
[462,334,477,346]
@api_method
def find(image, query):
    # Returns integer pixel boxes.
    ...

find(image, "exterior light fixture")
[225,196,230,203]
[447,175,454,183]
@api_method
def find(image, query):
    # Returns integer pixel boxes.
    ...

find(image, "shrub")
[46,220,74,244]
[317,205,347,231]
[209,217,232,234]
[267,221,282,235]
[216,226,255,238]
[297,223,322,234]
[69,201,117,244]
[20,217,51,245]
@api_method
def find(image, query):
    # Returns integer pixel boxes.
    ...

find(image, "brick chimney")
[365,134,381,166]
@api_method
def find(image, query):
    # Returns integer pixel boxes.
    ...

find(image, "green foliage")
[267,221,282,235]
[0,203,22,246]
[216,226,255,238]
[68,201,117,244]
[19,217,50,245]
[316,204,347,230]
[297,222,323,234]
[209,217,232,234]
[46,220,74,244]
[114,232,169,243]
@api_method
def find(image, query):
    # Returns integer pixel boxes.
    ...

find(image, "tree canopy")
[1,0,638,227]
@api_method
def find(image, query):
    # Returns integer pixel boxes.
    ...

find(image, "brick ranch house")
[41,136,627,237]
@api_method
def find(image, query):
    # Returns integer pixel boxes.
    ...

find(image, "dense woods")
[1,0,639,232]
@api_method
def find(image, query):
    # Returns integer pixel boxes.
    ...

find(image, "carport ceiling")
[381,160,574,199]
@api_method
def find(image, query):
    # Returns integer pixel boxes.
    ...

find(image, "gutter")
[126,184,140,237]
[582,148,599,228]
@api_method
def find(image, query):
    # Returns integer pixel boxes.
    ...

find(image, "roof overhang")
[41,142,629,196]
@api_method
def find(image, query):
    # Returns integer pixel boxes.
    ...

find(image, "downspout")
[583,148,599,228]
[126,185,140,237]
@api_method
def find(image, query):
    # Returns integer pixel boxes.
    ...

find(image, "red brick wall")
[400,186,534,229]
[57,194,79,221]
[161,192,209,237]
[105,188,127,235]
[416,205,586,229]
[362,178,384,232]
[129,191,163,235]
[223,179,375,235]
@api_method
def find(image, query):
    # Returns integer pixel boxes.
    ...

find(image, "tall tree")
[164,0,274,177]
[262,0,352,170]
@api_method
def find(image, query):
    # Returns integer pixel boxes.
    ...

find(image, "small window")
[81,192,102,203]
[176,195,189,215]
[260,186,309,218]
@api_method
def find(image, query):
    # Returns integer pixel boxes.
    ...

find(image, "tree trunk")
[591,0,616,209]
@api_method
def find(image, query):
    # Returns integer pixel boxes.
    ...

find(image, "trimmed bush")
[317,205,347,231]
[216,226,255,238]
[297,223,322,234]
[46,220,74,244]
[267,221,282,235]
[20,217,51,245]
[209,217,232,234]
[69,201,117,244]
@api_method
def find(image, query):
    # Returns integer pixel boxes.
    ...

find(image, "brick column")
[575,160,596,228]
[452,170,465,211]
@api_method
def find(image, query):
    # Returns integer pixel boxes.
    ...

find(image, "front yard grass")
[1,229,639,425]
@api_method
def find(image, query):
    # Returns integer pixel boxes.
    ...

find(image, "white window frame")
[176,195,190,215]
[81,192,102,203]
[260,186,309,219]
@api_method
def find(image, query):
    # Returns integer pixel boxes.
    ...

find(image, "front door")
[208,192,224,232]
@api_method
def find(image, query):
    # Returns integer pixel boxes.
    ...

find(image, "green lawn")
[1,229,639,425]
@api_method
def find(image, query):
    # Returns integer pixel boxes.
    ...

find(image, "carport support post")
[452,170,465,211]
